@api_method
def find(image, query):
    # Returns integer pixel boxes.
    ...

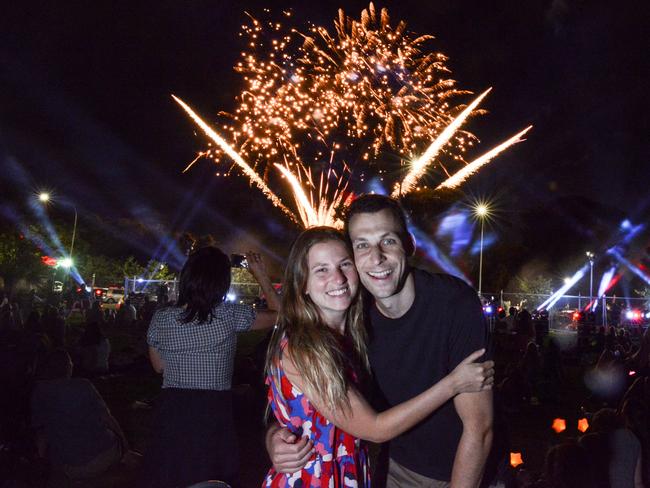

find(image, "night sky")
[1,1,648,284]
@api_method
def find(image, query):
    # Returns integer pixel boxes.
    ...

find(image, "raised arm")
[246,251,281,330]
[283,347,493,444]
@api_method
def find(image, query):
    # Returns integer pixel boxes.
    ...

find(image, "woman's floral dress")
[263,337,370,488]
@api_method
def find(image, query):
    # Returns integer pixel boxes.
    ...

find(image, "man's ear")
[404,232,416,257]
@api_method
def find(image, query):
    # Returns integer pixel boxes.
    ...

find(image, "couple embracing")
[263,194,494,488]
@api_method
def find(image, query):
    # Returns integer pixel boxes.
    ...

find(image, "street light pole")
[586,251,595,311]
[69,207,78,261]
[478,217,485,297]
[474,203,489,298]
[38,192,78,278]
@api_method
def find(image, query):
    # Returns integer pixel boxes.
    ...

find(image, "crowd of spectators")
[0,286,167,486]
[1,286,649,487]
[490,306,649,488]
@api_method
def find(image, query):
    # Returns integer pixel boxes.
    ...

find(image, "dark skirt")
[140,388,238,488]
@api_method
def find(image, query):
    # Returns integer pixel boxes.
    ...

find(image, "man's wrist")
[265,422,281,451]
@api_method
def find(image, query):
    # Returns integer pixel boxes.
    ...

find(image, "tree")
[512,274,553,309]
[0,230,47,292]
[76,254,125,286]
[123,256,145,279]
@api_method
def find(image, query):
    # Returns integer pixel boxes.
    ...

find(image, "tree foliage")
[0,230,47,291]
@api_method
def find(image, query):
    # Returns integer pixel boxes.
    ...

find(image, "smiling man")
[267,194,493,488]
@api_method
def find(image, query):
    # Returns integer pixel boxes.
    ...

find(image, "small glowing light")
[625,310,635,320]
[551,418,566,433]
[59,257,73,268]
[577,418,589,433]
[483,305,493,314]
[475,204,489,217]
[38,192,50,203]
[563,277,571,285]
[226,293,236,302]
[629,370,636,376]
[136,278,144,283]
[510,452,524,468]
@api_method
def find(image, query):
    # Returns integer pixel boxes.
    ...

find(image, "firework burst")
[178,3,530,227]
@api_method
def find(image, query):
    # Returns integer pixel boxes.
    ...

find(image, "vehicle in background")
[620,307,650,327]
[104,287,125,304]
[93,287,108,301]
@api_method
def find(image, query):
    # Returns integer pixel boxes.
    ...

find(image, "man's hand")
[266,424,314,473]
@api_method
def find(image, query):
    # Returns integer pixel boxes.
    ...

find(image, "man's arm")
[265,422,314,473]
[450,389,493,488]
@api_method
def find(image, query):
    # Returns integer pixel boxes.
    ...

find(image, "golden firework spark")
[436,125,533,190]
[179,3,530,227]
[172,95,298,223]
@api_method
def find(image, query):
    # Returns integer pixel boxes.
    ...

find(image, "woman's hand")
[246,251,269,282]
[246,250,282,313]
[449,349,495,395]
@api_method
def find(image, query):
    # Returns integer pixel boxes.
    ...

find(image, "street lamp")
[38,191,78,267]
[474,203,490,297]
[586,251,595,310]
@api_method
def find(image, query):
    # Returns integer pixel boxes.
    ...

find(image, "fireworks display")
[177,3,531,227]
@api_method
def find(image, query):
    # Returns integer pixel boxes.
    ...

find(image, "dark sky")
[1,0,648,274]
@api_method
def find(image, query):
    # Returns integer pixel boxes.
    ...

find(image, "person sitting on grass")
[31,349,139,480]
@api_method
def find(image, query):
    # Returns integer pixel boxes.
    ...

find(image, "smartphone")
[231,254,248,268]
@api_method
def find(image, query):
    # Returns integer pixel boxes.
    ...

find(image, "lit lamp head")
[38,192,50,203]
[59,257,73,269]
[475,203,489,218]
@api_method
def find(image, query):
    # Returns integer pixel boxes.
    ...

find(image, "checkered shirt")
[147,303,255,390]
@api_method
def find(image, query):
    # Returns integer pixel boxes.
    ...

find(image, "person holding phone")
[142,247,280,488]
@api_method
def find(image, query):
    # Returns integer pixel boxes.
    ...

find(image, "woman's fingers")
[460,348,486,365]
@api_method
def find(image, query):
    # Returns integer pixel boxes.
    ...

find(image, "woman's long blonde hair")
[265,227,369,413]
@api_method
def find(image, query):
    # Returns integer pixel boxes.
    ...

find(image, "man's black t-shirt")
[367,268,489,481]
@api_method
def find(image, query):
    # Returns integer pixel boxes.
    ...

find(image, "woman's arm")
[246,251,281,311]
[148,346,165,374]
[282,347,493,443]
[246,251,280,330]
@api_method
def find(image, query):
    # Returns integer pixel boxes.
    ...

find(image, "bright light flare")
[475,204,489,218]
[38,192,50,203]
[577,418,589,433]
[551,418,567,434]
[510,452,524,468]
[59,257,73,268]
[537,263,589,311]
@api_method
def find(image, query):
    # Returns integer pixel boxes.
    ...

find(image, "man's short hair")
[343,193,409,238]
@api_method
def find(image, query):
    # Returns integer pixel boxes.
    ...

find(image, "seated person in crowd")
[31,349,137,480]
[77,321,111,375]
